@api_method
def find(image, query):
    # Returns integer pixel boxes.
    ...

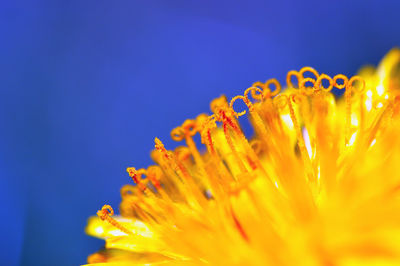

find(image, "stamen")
[344,76,365,145]
[299,77,316,95]
[120,184,137,199]
[315,74,334,92]
[155,137,206,206]
[200,117,234,187]
[146,165,163,190]
[230,95,248,117]
[182,119,205,168]
[155,138,192,181]
[286,70,301,89]
[97,205,133,236]
[222,117,248,174]
[264,78,281,97]
[230,88,272,177]
[333,74,350,144]
[201,116,217,156]
[287,94,314,181]
[218,104,267,181]
[126,167,149,195]
[172,118,224,200]
[299,66,320,80]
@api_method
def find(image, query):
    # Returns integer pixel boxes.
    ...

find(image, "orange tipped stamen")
[97,205,133,236]
[126,167,149,194]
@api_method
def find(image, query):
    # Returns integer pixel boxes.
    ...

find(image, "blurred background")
[1,0,400,265]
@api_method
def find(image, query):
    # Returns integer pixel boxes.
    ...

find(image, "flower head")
[86,49,400,266]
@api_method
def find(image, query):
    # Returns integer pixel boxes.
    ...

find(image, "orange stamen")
[97,205,133,236]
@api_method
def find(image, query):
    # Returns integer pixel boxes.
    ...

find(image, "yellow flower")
[85,49,400,266]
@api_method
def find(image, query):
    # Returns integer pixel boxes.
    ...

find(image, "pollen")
[85,48,400,266]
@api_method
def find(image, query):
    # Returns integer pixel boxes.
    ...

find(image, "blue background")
[1,1,400,265]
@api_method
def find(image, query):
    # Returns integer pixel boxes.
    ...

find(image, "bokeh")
[1,1,400,265]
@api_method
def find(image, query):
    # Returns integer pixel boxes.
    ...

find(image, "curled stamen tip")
[265,78,281,97]
[244,86,264,102]
[315,74,334,92]
[300,66,320,78]
[299,77,316,95]
[182,119,197,136]
[97,204,114,220]
[333,74,349,89]
[230,95,247,117]
[170,126,185,141]
[348,76,366,93]
[245,87,265,103]
[287,70,301,88]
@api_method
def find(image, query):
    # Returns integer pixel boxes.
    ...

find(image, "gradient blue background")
[1,1,400,265]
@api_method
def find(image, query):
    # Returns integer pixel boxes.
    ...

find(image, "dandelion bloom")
[86,49,400,266]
